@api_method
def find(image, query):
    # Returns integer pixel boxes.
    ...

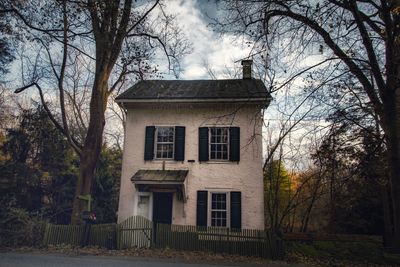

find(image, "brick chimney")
[241,59,253,79]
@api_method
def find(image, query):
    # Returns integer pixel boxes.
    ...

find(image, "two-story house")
[116,60,271,230]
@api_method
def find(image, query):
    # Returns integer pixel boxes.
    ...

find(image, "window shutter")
[229,127,240,161]
[196,190,208,227]
[144,126,155,160]
[198,127,209,161]
[230,191,242,229]
[174,126,185,161]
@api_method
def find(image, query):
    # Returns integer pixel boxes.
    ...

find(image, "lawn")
[286,240,400,266]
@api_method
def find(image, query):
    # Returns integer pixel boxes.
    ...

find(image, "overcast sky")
[162,0,252,80]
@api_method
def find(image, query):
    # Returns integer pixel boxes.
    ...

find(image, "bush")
[0,202,46,247]
[286,240,400,265]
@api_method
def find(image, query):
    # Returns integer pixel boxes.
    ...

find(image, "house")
[116,60,271,230]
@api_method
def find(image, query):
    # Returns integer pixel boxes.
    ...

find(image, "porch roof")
[131,170,188,184]
[131,170,188,202]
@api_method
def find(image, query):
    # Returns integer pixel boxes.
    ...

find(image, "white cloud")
[164,0,252,80]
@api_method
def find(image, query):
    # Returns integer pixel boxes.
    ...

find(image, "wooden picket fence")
[43,223,117,248]
[43,216,284,259]
[43,216,152,249]
[89,224,118,249]
[154,223,284,259]
[43,224,85,246]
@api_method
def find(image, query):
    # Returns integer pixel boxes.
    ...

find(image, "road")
[0,252,302,267]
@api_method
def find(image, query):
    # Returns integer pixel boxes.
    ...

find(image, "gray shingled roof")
[116,79,270,101]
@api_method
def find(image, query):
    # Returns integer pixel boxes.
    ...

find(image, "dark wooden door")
[153,192,173,225]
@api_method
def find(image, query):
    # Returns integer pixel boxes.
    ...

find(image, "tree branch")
[14,82,82,155]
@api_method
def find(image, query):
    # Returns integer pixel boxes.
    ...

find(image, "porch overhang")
[131,170,188,202]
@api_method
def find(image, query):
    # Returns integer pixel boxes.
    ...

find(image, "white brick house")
[116,61,271,230]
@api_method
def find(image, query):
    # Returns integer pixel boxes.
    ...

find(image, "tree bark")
[71,71,109,224]
[382,183,394,249]
[381,2,400,250]
[382,78,400,252]
[382,110,400,252]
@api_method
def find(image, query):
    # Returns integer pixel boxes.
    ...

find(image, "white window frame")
[208,192,230,228]
[154,126,175,160]
[209,127,229,161]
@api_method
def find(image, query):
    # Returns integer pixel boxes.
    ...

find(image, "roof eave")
[115,97,271,104]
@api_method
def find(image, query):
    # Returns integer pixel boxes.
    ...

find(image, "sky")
[161,0,252,80]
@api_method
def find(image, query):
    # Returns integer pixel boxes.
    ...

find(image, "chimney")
[241,59,253,79]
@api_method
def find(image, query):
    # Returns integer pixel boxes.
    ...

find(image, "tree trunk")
[300,176,321,233]
[381,8,400,251]
[382,183,394,249]
[71,72,109,224]
[383,89,400,252]
[383,115,400,252]
[69,0,132,224]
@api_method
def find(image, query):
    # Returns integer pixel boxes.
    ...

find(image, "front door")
[153,192,173,225]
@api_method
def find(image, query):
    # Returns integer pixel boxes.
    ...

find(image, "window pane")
[221,200,226,209]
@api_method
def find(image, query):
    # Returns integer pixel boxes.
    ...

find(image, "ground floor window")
[197,190,241,229]
[137,193,151,219]
[211,193,227,227]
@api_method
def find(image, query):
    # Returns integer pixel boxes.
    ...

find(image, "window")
[145,126,185,161]
[209,127,229,160]
[155,127,174,159]
[199,127,239,162]
[211,193,228,227]
[197,190,241,229]
[137,195,150,219]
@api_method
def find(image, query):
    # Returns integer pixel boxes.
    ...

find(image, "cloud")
[164,0,252,80]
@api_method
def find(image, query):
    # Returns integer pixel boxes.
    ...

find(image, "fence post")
[150,222,154,248]
[116,224,121,250]
[42,223,50,246]
[227,228,231,254]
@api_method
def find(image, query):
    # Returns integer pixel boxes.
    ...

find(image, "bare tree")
[4,0,191,223]
[216,0,400,251]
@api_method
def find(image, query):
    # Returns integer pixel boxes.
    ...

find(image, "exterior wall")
[117,103,265,229]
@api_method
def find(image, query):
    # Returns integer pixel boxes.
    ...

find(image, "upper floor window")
[155,127,174,159]
[144,126,185,161]
[199,127,240,162]
[210,127,228,160]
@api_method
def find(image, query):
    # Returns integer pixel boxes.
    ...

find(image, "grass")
[286,240,400,266]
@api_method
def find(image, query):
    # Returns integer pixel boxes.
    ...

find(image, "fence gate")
[117,216,153,249]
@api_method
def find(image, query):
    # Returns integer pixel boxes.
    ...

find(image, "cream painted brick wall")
[117,103,265,230]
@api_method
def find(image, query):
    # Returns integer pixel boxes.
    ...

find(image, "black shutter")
[230,191,242,229]
[199,127,209,161]
[196,190,208,227]
[174,126,185,161]
[229,127,240,161]
[144,126,155,160]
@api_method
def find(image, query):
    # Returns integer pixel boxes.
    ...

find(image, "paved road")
[0,252,300,267]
